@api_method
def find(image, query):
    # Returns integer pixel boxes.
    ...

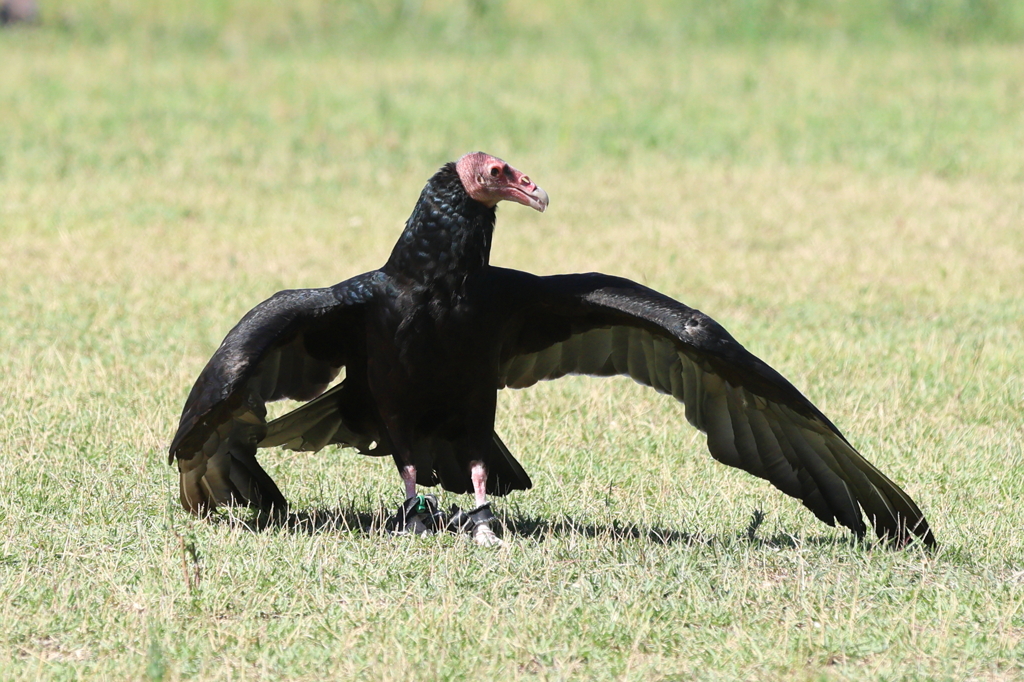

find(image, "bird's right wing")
[488,269,933,547]
[168,271,381,515]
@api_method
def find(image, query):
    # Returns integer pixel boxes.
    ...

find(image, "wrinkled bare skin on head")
[456,152,549,212]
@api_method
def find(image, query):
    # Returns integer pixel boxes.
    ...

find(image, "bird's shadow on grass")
[220,504,860,550]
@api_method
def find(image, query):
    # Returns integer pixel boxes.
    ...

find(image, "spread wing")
[492,270,934,547]
[168,272,381,515]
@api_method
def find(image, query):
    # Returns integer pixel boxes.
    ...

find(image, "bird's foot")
[385,494,445,536]
[472,522,503,547]
[447,502,503,547]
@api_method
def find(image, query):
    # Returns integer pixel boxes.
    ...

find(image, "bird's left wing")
[490,269,934,547]
[168,272,380,515]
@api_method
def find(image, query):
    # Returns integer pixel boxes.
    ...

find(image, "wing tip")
[879,516,938,550]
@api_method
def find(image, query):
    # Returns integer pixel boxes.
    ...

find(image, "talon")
[472,522,504,547]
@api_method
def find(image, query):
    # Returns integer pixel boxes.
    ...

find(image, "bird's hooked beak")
[509,179,549,213]
[456,152,549,213]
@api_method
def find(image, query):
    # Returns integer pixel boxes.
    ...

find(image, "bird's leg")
[468,461,502,547]
[402,465,417,500]
[385,464,442,535]
[470,462,488,508]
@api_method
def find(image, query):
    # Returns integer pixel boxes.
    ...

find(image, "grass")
[2,1,1024,679]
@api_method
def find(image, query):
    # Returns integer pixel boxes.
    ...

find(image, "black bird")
[169,152,935,547]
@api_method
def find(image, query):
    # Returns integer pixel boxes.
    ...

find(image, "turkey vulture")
[169,152,935,548]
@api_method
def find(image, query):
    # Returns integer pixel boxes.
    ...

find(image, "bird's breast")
[367,294,499,403]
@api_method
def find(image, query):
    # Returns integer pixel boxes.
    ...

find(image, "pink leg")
[470,462,488,507]
[469,461,501,547]
[385,464,436,535]
[401,465,417,499]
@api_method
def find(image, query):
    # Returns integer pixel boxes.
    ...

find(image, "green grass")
[2,2,1024,679]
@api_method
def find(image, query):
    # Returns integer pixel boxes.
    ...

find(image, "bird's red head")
[455,152,549,212]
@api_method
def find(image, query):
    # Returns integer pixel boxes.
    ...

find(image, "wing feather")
[744,406,801,498]
[259,381,383,455]
[169,272,381,515]
[725,388,766,478]
[490,269,933,547]
[703,387,743,470]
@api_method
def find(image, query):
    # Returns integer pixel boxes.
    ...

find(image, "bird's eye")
[490,166,500,177]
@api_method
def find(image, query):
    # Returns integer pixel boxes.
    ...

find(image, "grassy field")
[2,1,1024,679]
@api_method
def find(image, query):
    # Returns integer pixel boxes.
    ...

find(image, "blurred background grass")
[3,0,1024,190]
[36,0,1024,45]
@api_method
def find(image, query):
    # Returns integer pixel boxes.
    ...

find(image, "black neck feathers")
[383,162,497,286]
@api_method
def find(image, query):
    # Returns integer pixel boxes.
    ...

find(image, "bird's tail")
[426,431,532,496]
[486,432,533,496]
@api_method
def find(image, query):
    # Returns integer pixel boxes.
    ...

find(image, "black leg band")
[446,502,497,534]
[385,494,445,535]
